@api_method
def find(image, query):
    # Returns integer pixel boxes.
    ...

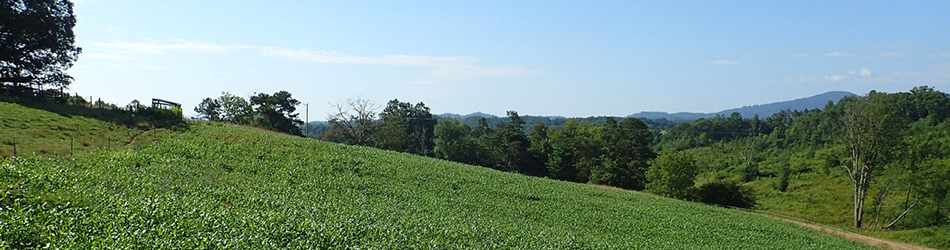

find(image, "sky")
[67,0,950,119]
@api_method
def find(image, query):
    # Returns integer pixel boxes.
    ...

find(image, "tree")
[326,98,378,146]
[497,111,534,174]
[218,92,253,125]
[375,99,436,155]
[894,86,950,123]
[833,91,906,228]
[0,0,81,88]
[646,150,698,200]
[249,91,303,136]
[527,122,553,176]
[434,118,478,164]
[593,118,656,190]
[546,119,602,182]
[194,97,222,121]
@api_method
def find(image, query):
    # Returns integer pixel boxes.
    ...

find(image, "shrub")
[694,181,756,209]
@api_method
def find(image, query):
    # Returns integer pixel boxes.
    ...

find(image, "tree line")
[313,98,659,190]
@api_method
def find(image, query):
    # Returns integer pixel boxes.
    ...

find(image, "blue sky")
[68,0,950,119]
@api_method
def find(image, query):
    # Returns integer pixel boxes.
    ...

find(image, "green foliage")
[0,123,878,249]
[545,119,601,182]
[646,151,698,200]
[194,97,221,121]
[433,118,478,165]
[694,181,757,208]
[132,106,183,128]
[777,162,790,192]
[374,99,436,156]
[250,91,303,136]
[218,92,253,124]
[196,91,301,136]
[594,118,656,189]
[0,0,81,87]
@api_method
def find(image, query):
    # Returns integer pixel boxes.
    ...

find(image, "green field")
[0,116,879,249]
[0,101,143,157]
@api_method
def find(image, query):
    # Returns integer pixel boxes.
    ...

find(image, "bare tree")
[326,98,379,146]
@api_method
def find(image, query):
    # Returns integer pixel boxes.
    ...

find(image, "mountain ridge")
[437,91,857,122]
[630,91,856,121]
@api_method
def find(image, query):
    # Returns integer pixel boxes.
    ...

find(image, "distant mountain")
[629,91,856,121]
[629,111,713,121]
[438,112,500,119]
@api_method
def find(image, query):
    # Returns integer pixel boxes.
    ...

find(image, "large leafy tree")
[0,0,81,87]
[194,97,222,121]
[375,99,436,155]
[218,92,253,125]
[434,118,479,165]
[646,150,698,200]
[592,118,656,190]
[250,91,303,136]
[832,91,906,228]
[546,119,602,182]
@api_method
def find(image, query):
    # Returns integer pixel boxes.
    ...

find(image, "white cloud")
[790,53,810,58]
[81,52,137,61]
[90,40,540,82]
[931,53,950,58]
[848,67,873,77]
[824,75,847,82]
[709,60,738,65]
[824,52,855,57]
[94,41,253,54]
[258,47,478,67]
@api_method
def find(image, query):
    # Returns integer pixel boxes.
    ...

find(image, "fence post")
[70,137,73,158]
[12,137,16,157]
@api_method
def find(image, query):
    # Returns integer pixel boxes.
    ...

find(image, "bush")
[694,181,756,208]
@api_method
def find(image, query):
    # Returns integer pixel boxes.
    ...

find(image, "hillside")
[629,91,856,121]
[0,121,877,248]
[0,101,143,157]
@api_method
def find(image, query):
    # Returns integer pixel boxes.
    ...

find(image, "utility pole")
[305,103,309,137]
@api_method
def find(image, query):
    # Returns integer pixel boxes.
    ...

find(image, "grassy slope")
[686,140,949,249]
[1,122,876,249]
[0,101,142,157]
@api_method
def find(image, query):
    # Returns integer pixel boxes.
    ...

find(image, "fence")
[2,134,134,159]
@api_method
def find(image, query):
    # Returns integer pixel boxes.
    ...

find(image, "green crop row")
[1,123,877,249]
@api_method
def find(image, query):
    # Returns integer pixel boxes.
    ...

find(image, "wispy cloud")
[824,52,855,57]
[824,75,847,82]
[849,67,873,77]
[709,60,738,65]
[931,53,950,58]
[89,40,540,82]
[94,41,253,54]
[790,53,810,58]
[258,47,478,67]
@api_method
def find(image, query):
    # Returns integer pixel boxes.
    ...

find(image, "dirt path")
[753,212,937,250]
[126,129,152,147]
[591,184,936,250]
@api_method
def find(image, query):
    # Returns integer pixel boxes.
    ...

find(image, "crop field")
[0,123,877,249]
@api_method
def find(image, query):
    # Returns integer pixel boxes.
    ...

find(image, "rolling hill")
[629,91,857,121]
[0,101,878,249]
